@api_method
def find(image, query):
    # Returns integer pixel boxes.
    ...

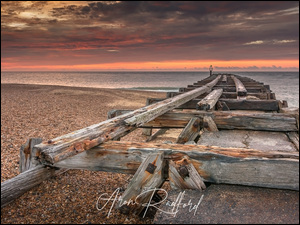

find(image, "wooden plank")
[231,75,247,97]
[176,117,201,144]
[115,152,166,215]
[197,89,223,110]
[35,75,221,165]
[1,165,65,208]
[124,75,222,126]
[53,141,299,190]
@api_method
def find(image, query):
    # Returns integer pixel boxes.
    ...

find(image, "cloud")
[1,1,299,70]
[244,40,264,45]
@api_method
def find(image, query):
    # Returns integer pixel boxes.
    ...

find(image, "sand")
[1,83,166,224]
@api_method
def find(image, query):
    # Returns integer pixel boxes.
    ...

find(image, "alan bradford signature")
[96,188,204,218]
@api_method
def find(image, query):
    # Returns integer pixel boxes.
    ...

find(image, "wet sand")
[1,83,165,224]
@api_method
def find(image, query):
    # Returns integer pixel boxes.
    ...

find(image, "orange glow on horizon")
[1,59,299,71]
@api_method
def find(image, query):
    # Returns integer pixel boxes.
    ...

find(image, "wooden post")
[142,98,153,136]
[20,138,43,173]
[116,152,166,215]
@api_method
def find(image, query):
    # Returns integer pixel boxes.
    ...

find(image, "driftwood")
[52,141,299,190]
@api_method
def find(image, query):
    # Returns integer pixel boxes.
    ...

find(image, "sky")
[1,1,299,71]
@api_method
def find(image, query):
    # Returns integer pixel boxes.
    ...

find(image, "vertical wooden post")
[19,138,43,173]
[142,98,153,136]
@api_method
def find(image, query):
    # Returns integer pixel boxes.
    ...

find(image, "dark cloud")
[1,1,299,69]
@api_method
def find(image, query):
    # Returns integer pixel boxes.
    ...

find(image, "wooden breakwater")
[1,73,299,217]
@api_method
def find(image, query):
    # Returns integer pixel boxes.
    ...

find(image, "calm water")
[1,71,299,107]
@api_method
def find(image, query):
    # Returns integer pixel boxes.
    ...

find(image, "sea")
[1,71,299,108]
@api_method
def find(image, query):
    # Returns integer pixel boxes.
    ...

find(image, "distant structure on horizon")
[209,65,213,76]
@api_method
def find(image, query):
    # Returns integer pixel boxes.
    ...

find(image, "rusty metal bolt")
[178,165,189,178]
[146,162,157,174]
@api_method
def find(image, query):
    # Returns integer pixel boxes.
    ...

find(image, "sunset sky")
[1,1,299,71]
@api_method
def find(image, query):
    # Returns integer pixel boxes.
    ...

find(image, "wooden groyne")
[1,73,299,217]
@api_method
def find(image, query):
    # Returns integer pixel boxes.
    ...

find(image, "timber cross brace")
[2,74,299,216]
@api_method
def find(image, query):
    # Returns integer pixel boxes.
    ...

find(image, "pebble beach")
[1,83,166,224]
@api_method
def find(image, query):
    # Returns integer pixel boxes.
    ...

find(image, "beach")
[1,83,166,224]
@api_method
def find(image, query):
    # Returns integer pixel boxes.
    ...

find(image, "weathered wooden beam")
[182,87,266,93]
[146,129,168,142]
[167,91,269,99]
[125,75,221,126]
[53,141,299,190]
[147,97,279,110]
[231,75,247,97]
[1,165,65,208]
[169,157,206,190]
[115,152,166,215]
[149,111,298,131]
[203,116,219,132]
[218,99,279,111]
[20,138,43,173]
[176,117,202,144]
[108,110,298,132]
[221,75,227,83]
[197,89,223,110]
[0,138,68,208]
[36,75,221,165]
